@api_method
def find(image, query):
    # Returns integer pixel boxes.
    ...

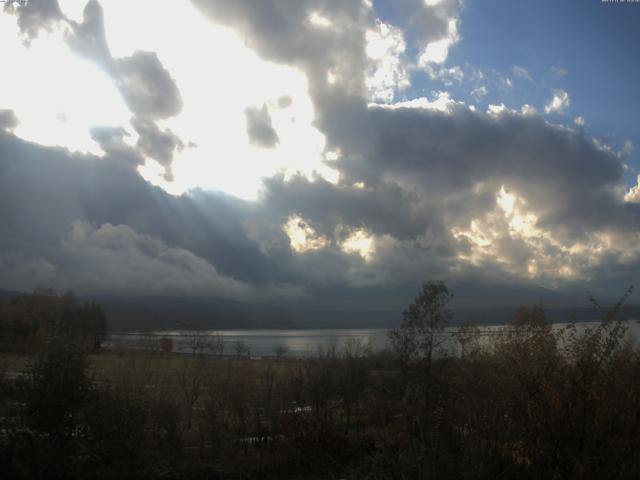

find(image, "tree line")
[0,289,108,352]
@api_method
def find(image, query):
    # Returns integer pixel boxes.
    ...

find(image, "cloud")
[418,18,459,66]
[0,132,307,300]
[544,89,570,114]
[115,50,183,120]
[520,104,537,116]
[512,65,532,81]
[471,85,488,100]
[245,105,280,148]
[0,221,305,301]
[2,0,639,305]
[551,66,568,77]
[3,0,186,180]
[0,110,19,132]
[131,118,185,180]
[625,176,640,203]
[182,0,638,296]
[365,20,410,102]
[89,126,143,168]
[0,254,59,292]
[66,0,114,72]
[10,0,63,41]
[57,221,305,300]
[370,91,461,113]
[424,65,464,86]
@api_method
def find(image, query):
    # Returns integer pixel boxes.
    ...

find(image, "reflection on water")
[109,329,390,357]
[107,320,640,357]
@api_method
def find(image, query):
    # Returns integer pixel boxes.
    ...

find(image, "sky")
[0,0,639,313]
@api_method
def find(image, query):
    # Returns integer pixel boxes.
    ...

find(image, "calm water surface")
[108,320,640,357]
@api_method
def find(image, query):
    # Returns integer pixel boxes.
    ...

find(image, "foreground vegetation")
[1,285,640,479]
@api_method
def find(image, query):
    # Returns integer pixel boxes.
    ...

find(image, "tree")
[389,281,453,367]
[25,335,93,444]
[274,344,288,358]
[187,331,209,355]
[233,340,249,358]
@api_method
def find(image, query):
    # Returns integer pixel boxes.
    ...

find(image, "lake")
[108,328,391,357]
[108,320,640,357]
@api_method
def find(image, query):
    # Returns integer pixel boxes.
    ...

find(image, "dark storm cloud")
[245,105,279,148]
[262,174,442,241]
[337,106,638,238]
[0,131,306,299]
[0,129,439,298]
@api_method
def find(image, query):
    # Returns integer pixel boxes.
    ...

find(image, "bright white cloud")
[625,176,640,203]
[497,186,515,216]
[370,91,461,113]
[418,18,459,66]
[544,89,571,114]
[471,85,488,100]
[487,103,509,116]
[365,21,410,102]
[308,11,333,28]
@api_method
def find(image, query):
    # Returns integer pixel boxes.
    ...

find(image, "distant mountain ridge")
[2,288,638,332]
[0,288,26,301]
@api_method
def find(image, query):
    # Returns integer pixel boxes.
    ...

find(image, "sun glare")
[1,1,338,200]
[0,12,130,155]
[97,0,334,199]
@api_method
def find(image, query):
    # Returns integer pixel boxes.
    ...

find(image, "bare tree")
[187,331,209,355]
[389,281,453,368]
[233,340,249,358]
[206,332,226,357]
[178,355,207,429]
[274,344,288,359]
